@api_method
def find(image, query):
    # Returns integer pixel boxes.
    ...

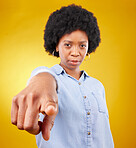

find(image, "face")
[56,30,88,71]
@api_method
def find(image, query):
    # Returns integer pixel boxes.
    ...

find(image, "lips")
[68,60,80,65]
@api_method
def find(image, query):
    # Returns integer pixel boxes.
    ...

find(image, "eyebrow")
[63,40,87,43]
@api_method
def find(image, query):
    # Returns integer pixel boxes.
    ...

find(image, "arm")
[11,72,58,141]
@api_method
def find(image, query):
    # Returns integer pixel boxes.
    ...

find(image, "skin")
[11,73,58,141]
[11,29,89,141]
[56,30,88,80]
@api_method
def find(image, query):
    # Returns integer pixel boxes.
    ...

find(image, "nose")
[70,46,80,57]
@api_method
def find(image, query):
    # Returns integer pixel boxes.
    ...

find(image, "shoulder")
[31,66,50,73]
[28,66,58,84]
[30,66,51,77]
[86,75,105,93]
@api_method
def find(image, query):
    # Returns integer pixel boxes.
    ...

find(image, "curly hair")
[44,4,101,57]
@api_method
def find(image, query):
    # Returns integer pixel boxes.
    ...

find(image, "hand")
[11,73,58,141]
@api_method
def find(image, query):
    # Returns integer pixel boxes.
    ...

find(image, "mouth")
[68,60,80,65]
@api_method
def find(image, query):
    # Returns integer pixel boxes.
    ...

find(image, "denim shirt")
[29,64,114,148]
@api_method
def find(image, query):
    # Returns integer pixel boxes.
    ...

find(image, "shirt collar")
[81,70,89,78]
[51,64,64,75]
[51,64,89,78]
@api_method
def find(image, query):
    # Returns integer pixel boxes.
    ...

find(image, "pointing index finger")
[40,94,58,116]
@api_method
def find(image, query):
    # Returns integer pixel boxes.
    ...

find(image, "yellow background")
[0,0,136,147]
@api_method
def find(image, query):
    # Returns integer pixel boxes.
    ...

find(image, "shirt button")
[87,112,90,115]
[88,132,91,135]
[78,82,81,85]
[84,96,86,99]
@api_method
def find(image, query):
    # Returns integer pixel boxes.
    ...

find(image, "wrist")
[29,72,58,92]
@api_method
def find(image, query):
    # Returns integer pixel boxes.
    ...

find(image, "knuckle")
[19,95,26,103]
[48,99,57,104]
[24,124,33,131]
[28,92,34,98]
[12,94,26,105]
[11,119,17,125]
[20,94,25,99]
[17,124,24,130]
[18,113,24,120]
[46,100,58,108]
[46,96,58,105]
[12,96,18,104]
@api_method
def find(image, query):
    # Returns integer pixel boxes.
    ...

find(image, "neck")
[59,63,81,80]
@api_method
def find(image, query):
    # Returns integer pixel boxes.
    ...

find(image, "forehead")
[59,30,88,42]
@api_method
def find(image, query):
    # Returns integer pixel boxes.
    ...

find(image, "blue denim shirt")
[29,64,114,148]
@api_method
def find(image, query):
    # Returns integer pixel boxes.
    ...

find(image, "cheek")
[59,49,68,60]
[82,50,88,57]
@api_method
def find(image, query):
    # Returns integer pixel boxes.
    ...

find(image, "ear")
[56,46,59,52]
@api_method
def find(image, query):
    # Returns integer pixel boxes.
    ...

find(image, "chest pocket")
[92,91,109,118]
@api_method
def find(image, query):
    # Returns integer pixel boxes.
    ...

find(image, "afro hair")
[44,4,101,57]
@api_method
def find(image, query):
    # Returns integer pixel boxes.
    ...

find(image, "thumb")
[41,114,56,141]
[40,95,58,140]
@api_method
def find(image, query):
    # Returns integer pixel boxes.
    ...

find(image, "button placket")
[82,95,92,144]
[78,82,81,85]
[87,112,90,115]
[84,95,86,99]
[88,132,91,135]
[78,82,92,146]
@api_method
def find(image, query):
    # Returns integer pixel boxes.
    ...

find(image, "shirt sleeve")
[27,66,58,92]
[101,82,109,118]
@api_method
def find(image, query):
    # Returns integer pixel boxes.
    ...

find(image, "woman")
[11,4,114,148]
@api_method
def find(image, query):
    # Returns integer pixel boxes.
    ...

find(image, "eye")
[64,43,71,47]
[80,44,86,48]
